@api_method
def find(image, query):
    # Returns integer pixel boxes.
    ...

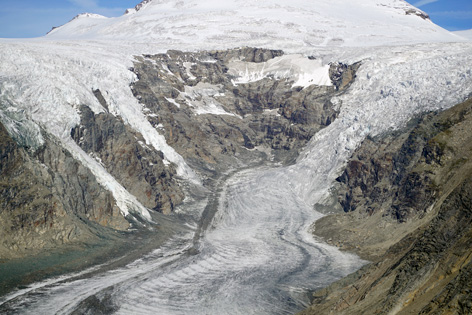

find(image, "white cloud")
[67,0,99,9]
[412,0,439,8]
[433,10,472,19]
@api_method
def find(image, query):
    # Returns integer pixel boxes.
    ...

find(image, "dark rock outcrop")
[71,105,183,214]
[0,121,127,259]
[130,48,357,176]
[209,47,284,63]
[305,97,472,314]
[329,62,361,91]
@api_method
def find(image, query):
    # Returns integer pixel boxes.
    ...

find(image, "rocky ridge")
[303,97,472,314]
[71,104,183,215]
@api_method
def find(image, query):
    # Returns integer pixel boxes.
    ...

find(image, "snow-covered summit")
[72,13,107,20]
[45,0,462,49]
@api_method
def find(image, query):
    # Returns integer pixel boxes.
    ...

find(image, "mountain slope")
[46,0,462,49]
[302,96,472,314]
[454,29,472,40]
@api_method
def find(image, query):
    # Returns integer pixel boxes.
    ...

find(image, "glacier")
[46,0,463,48]
[1,0,472,313]
[1,40,471,314]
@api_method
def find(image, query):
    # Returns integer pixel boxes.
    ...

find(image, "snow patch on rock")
[0,40,199,221]
[229,54,332,88]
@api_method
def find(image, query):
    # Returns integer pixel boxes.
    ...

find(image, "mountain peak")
[135,0,154,12]
[72,13,107,20]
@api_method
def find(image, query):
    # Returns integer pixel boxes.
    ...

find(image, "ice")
[1,0,472,313]
[45,0,463,50]
[454,29,472,41]
[228,54,332,88]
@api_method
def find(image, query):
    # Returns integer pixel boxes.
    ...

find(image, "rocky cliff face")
[304,97,472,314]
[71,104,183,214]
[0,121,127,260]
[130,49,358,177]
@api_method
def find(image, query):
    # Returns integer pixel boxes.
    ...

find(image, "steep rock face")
[384,177,472,314]
[34,137,127,231]
[0,121,127,259]
[71,104,183,214]
[0,122,65,258]
[336,96,472,223]
[131,48,357,176]
[304,97,472,314]
[335,117,439,222]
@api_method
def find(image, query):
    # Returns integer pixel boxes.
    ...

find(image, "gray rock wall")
[0,122,127,259]
[305,97,472,314]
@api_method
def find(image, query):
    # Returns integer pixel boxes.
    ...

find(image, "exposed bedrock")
[305,97,472,314]
[71,104,183,214]
[0,121,127,260]
[130,48,358,177]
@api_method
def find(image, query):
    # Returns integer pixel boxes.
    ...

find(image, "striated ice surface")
[0,166,364,314]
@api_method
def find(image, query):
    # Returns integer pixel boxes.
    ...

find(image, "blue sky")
[406,0,472,31]
[0,0,471,38]
[0,0,135,38]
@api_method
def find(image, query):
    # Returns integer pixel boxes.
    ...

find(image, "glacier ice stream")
[0,163,364,315]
